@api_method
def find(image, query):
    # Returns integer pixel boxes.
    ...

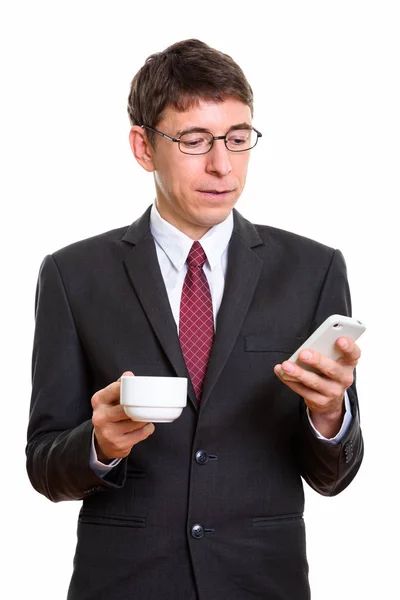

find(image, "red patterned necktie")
[179,241,214,401]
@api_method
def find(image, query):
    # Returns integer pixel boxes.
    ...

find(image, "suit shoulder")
[51,225,130,264]
[253,223,335,258]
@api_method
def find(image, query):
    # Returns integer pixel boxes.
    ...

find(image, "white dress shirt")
[91,203,352,474]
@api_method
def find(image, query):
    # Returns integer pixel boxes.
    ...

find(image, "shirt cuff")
[307,390,353,445]
[90,430,121,477]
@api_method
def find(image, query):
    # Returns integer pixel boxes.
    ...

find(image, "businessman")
[26,39,363,600]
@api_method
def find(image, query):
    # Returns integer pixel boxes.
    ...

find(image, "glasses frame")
[140,124,262,155]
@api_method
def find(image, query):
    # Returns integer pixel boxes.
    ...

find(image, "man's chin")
[194,206,234,229]
[195,193,239,221]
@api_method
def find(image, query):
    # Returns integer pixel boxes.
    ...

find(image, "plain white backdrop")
[1,1,399,598]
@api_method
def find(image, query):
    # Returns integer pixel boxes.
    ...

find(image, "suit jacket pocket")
[79,510,146,528]
[245,334,306,353]
[253,513,303,528]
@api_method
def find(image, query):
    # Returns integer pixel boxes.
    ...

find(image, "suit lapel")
[200,211,264,409]
[121,207,265,412]
[121,208,198,409]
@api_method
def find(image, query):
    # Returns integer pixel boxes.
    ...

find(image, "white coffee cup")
[120,375,188,423]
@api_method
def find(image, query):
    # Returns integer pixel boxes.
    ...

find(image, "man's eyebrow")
[175,122,252,137]
[229,122,253,131]
[175,126,211,137]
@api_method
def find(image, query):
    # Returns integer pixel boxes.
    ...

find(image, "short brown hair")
[127,39,253,145]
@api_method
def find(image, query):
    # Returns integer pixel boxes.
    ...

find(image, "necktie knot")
[186,241,207,269]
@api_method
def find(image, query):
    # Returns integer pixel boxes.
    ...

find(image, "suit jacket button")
[195,450,209,465]
[191,524,205,539]
[344,441,354,463]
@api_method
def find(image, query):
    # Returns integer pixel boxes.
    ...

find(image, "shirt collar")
[150,203,233,271]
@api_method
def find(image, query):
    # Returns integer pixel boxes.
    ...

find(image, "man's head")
[128,39,258,239]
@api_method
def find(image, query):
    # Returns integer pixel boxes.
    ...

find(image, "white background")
[1,1,399,598]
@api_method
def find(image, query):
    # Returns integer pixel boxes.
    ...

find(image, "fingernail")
[300,350,312,361]
[338,338,348,349]
[282,362,294,374]
[144,423,154,434]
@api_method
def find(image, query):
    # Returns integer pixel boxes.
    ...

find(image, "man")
[26,39,363,600]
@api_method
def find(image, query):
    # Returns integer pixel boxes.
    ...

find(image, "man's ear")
[129,126,155,172]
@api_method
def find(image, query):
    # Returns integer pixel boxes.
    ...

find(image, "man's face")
[145,98,253,238]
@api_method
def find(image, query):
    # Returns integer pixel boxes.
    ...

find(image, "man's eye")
[229,135,248,145]
[182,138,204,147]
[180,133,213,149]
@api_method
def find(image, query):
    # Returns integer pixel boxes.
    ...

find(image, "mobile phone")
[280,314,366,380]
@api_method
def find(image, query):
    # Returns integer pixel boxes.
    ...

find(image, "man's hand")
[92,371,155,463]
[274,337,361,438]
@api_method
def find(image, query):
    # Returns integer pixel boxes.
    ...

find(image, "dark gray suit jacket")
[26,207,363,600]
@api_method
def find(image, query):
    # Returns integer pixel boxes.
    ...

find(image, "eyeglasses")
[140,125,262,155]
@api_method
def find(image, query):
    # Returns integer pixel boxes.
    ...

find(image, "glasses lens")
[179,132,213,154]
[226,129,258,152]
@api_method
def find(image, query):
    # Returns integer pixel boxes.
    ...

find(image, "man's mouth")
[197,189,234,195]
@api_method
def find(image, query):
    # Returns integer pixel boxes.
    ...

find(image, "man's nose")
[205,139,232,176]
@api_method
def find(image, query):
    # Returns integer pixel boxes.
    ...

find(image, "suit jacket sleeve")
[26,254,127,502]
[297,249,364,496]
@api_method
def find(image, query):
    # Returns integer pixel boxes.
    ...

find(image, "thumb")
[117,371,134,382]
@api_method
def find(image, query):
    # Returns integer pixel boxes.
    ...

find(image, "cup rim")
[120,375,187,381]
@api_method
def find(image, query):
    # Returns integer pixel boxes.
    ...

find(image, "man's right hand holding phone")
[274,337,361,438]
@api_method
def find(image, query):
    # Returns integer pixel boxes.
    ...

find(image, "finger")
[120,419,155,435]
[274,364,345,413]
[117,371,134,383]
[123,422,155,442]
[336,338,361,366]
[97,417,154,438]
[296,349,354,388]
[110,423,155,456]
[93,402,140,426]
[275,363,320,397]
[92,372,135,409]
[94,421,155,460]
[91,381,121,409]
[275,362,299,382]
[274,363,306,387]
[274,362,345,398]
[108,403,144,424]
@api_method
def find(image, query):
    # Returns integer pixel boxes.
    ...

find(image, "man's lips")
[197,189,234,194]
